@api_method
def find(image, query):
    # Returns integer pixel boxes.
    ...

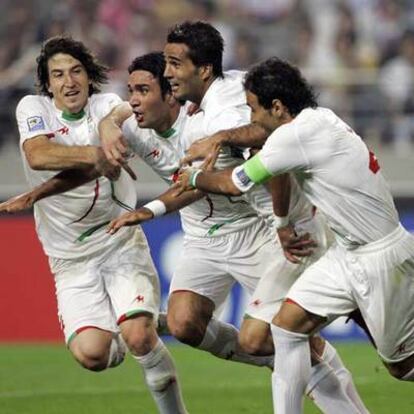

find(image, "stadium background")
[0,1,413,412]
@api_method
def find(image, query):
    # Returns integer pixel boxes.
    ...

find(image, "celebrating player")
[8,36,188,414]
[176,56,414,413]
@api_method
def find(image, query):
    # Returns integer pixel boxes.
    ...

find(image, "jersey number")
[369,151,380,174]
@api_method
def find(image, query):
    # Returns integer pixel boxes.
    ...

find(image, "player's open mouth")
[134,111,144,122]
[65,91,80,97]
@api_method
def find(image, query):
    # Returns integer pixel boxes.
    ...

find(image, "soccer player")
[176,56,414,413]
[103,22,368,413]
[3,41,366,412]
[9,36,188,414]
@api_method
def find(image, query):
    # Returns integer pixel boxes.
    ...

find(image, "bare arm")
[98,102,133,167]
[107,186,204,233]
[176,167,241,196]
[0,167,99,213]
[181,123,268,166]
[22,135,122,180]
[23,135,100,170]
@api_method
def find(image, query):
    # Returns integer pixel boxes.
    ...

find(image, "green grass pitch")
[0,342,413,413]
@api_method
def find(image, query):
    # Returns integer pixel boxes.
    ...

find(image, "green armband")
[243,154,273,184]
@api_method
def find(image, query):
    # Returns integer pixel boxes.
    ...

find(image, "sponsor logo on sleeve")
[236,168,252,187]
[27,116,45,132]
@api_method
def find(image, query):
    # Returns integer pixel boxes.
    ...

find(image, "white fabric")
[288,224,414,363]
[246,211,332,323]
[271,324,310,414]
[169,220,274,305]
[16,93,137,259]
[134,338,188,414]
[50,228,160,343]
[253,107,399,248]
[143,199,167,217]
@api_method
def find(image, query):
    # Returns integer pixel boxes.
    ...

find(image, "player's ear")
[271,99,283,116]
[199,64,213,81]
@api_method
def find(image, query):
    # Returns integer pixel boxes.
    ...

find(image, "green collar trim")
[157,127,176,139]
[62,109,86,121]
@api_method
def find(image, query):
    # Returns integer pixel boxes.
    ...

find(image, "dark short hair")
[167,21,223,77]
[128,52,171,97]
[244,57,317,116]
[36,36,109,97]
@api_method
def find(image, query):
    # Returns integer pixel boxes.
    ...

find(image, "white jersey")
[124,71,315,237]
[16,93,137,259]
[233,107,400,248]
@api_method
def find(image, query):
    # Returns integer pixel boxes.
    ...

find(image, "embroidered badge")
[27,116,45,132]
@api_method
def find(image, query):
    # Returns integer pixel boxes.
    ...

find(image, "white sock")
[133,339,188,414]
[198,318,273,368]
[308,361,361,413]
[402,366,414,381]
[322,340,370,413]
[271,324,310,414]
[106,334,127,368]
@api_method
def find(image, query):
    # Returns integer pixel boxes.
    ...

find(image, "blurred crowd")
[1,0,414,153]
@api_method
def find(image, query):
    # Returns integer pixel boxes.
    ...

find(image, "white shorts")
[246,211,333,323]
[287,224,414,363]
[170,219,275,308]
[49,227,160,344]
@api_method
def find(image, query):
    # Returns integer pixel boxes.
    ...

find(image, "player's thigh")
[102,228,161,324]
[49,256,118,344]
[170,237,235,308]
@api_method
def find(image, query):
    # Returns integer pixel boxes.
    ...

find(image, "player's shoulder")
[16,95,51,114]
[89,92,122,107]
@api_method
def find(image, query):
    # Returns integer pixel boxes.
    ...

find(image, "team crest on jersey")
[236,168,251,186]
[27,116,45,132]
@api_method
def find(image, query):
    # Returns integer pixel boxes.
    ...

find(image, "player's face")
[164,43,204,103]
[128,70,171,131]
[246,91,277,133]
[47,53,90,114]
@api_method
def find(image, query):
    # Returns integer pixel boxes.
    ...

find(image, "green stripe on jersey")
[243,155,273,184]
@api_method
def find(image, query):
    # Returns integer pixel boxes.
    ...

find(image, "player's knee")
[167,313,205,346]
[239,330,267,355]
[121,317,157,356]
[74,348,109,372]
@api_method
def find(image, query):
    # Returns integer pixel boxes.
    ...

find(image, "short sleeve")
[231,123,310,192]
[16,96,53,145]
[93,93,123,120]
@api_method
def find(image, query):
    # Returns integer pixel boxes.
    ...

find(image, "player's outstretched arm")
[98,102,133,167]
[181,123,268,166]
[23,136,126,180]
[107,185,204,234]
[0,168,100,213]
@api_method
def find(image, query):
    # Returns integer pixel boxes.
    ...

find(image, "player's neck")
[154,105,180,137]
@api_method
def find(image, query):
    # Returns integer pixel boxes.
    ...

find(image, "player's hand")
[173,168,194,197]
[95,148,136,181]
[180,133,224,167]
[0,192,36,213]
[100,121,130,167]
[277,225,317,264]
[107,208,154,234]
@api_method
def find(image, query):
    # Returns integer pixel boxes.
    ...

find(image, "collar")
[62,109,86,121]
[199,77,221,112]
